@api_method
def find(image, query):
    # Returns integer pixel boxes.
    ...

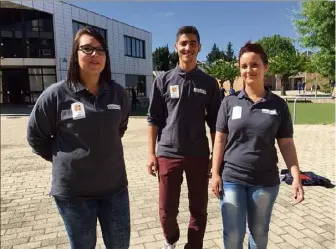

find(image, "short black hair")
[238,40,268,65]
[67,27,112,85]
[176,26,200,43]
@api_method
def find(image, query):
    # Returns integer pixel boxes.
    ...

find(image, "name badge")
[170,85,179,98]
[71,102,86,120]
[270,109,278,115]
[107,104,121,110]
[232,106,242,120]
[194,88,207,95]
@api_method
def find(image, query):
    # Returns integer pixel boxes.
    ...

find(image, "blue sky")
[73,1,303,62]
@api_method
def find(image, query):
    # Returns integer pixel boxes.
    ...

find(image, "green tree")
[152,45,170,71]
[257,35,304,95]
[169,51,179,69]
[292,1,335,79]
[206,43,225,64]
[204,59,240,88]
[224,41,236,62]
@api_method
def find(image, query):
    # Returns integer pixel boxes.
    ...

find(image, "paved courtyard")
[1,116,335,249]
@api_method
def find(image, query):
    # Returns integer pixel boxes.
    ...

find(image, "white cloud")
[154,11,176,17]
[164,12,175,17]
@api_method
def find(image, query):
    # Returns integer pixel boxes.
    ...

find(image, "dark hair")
[176,26,200,43]
[238,40,268,65]
[67,27,112,85]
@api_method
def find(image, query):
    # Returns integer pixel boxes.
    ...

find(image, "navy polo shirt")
[147,65,221,158]
[216,88,293,186]
[27,80,130,198]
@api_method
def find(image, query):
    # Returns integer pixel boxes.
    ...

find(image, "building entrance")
[2,68,30,104]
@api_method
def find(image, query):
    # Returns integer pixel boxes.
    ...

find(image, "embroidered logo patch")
[107,104,121,110]
[194,88,207,95]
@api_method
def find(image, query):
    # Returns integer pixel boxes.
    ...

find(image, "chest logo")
[194,88,207,95]
[170,85,180,98]
[71,102,86,120]
[107,104,121,110]
[262,109,278,115]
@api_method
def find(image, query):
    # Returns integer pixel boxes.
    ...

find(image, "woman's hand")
[291,179,304,205]
[211,173,222,198]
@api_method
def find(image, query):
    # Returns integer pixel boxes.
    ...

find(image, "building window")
[124,35,145,59]
[0,8,55,58]
[72,20,107,42]
[125,74,146,97]
[28,67,56,103]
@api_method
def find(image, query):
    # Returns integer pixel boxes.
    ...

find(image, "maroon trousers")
[157,156,209,249]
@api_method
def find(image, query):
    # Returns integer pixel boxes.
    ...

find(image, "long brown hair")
[66,27,112,85]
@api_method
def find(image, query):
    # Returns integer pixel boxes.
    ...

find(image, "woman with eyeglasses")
[27,27,131,249]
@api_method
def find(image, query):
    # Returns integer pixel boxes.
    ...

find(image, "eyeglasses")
[78,45,106,56]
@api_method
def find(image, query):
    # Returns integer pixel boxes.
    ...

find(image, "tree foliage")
[206,43,225,64]
[204,59,240,88]
[292,1,335,79]
[224,41,236,62]
[152,45,170,71]
[257,35,306,95]
[152,46,181,71]
[169,51,179,69]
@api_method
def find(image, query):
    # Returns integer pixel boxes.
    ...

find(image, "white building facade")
[0,1,153,104]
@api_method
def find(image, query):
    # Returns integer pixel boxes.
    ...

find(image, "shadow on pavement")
[0,105,33,116]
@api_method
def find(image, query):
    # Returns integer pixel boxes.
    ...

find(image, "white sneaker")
[162,241,176,249]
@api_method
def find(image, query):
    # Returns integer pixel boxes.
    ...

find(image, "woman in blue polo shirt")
[211,41,304,249]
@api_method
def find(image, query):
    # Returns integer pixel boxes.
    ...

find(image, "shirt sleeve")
[276,101,294,139]
[147,75,165,127]
[216,98,230,134]
[205,78,221,133]
[119,88,131,138]
[26,90,57,162]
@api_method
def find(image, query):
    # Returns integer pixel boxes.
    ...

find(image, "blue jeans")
[220,182,279,249]
[54,188,130,249]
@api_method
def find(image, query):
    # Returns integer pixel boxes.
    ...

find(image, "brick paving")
[1,116,335,249]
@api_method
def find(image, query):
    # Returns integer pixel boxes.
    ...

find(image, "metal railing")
[292,96,334,124]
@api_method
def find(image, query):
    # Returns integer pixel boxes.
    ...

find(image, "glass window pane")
[15,31,22,38]
[1,30,13,38]
[143,41,145,58]
[139,41,143,58]
[42,68,56,74]
[12,39,24,57]
[73,22,78,37]
[30,92,41,104]
[29,68,42,74]
[136,40,140,57]
[40,32,52,39]
[124,36,127,55]
[43,75,56,89]
[131,39,136,57]
[29,75,43,91]
[40,18,53,32]
[26,30,39,38]
[127,37,131,56]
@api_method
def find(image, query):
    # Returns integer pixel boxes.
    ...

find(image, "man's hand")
[147,154,158,177]
[208,157,212,178]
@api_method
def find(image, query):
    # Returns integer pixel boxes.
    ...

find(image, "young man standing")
[147,26,221,249]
